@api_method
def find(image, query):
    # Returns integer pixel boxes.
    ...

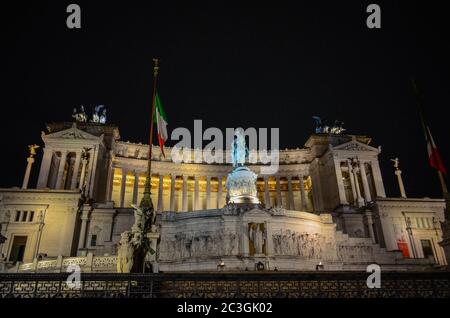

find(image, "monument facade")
[0,120,447,272]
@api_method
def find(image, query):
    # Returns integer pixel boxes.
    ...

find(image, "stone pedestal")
[226,166,260,204]
[342,213,366,238]
[146,231,160,273]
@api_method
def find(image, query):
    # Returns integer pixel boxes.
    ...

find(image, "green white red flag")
[154,92,168,157]
[425,125,447,174]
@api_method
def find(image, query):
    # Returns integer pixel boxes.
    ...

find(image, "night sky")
[1,1,449,199]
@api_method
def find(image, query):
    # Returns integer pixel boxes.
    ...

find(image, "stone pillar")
[170,174,177,211]
[119,168,128,208]
[182,175,188,211]
[299,175,307,211]
[395,169,407,198]
[22,157,35,189]
[55,150,68,189]
[287,176,294,210]
[132,171,140,205]
[276,176,282,207]
[88,147,99,198]
[352,167,364,207]
[157,174,164,212]
[217,176,223,208]
[334,159,348,205]
[37,147,53,189]
[70,151,82,189]
[371,160,386,198]
[85,149,95,195]
[79,158,88,191]
[78,205,91,250]
[264,176,271,207]
[347,160,357,205]
[194,176,200,210]
[105,155,114,202]
[206,176,212,209]
[310,161,323,211]
[359,161,372,203]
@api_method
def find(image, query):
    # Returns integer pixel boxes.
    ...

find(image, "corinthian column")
[194,176,200,210]
[132,171,139,205]
[334,159,348,205]
[119,168,128,208]
[359,161,372,203]
[37,147,53,189]
[264,176,271,207]
[351,164,364,207]
[287,176,294,210]
[22,157,35,190]
[395,169,407,198]
[276,176,282,207]
[217,176,223,208]
[347,160,357,205]
[79,158,88,192]
[70,151,82,189]
[157,174,164,212]
[206,176,212,209]
[55,150,68,189]
[170,174,177,211]
[299,175,307,211]
[182,175,188,211]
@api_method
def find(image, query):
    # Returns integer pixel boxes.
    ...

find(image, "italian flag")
[154,92,168,157]
[425,125,447,174]
[414,79,447,176]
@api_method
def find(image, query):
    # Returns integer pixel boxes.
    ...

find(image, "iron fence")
[0,271,449,298]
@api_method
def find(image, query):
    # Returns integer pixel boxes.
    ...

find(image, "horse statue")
[72,106,87,122]
[91,105,106,123]
[313,116,345,135]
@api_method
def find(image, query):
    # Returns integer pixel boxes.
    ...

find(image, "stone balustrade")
[4,254,117,273]
[114,141,310,164]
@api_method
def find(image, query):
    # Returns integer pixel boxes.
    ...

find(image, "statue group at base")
[117,203,159,273]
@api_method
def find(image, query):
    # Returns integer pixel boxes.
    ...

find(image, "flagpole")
[141,58,159,209]
[438,171,450,200]
[412,79,450,214]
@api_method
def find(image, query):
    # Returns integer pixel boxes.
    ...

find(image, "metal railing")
[0,271,449,298]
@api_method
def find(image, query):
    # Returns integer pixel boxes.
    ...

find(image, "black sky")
[1,1,449,199]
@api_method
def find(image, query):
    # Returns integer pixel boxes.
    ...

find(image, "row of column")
[117,169,310,212]
[335,159,385,207]
[37,148,91,192]
[263,175,307,210]
[118,170,226,211]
